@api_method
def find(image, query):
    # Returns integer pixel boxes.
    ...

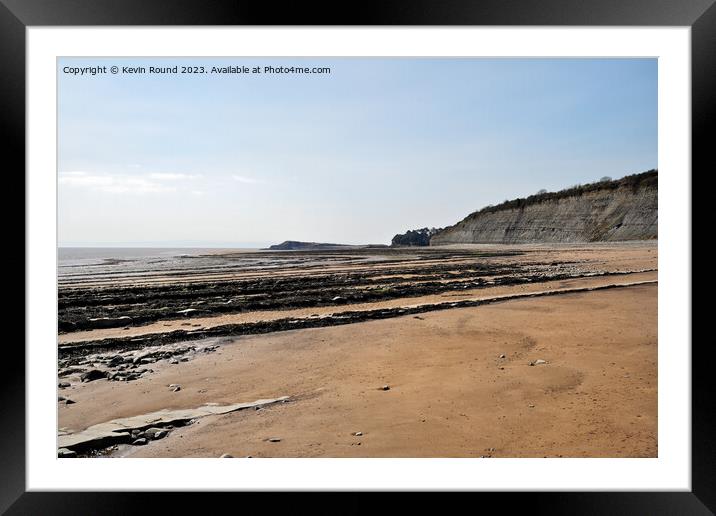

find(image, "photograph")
[56,56,659,459]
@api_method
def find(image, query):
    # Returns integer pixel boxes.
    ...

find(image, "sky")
[58,58,657,247]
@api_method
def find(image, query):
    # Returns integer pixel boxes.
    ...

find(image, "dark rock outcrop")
[265,241,353,251]
[391,227,442,247]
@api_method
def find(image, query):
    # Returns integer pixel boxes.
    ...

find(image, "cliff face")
[431,172,657,245]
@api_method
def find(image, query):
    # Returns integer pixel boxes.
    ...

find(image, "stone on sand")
[80,369,108,382]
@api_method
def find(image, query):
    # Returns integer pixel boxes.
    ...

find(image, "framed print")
[4,0,713,512]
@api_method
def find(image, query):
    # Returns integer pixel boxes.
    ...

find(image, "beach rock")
[58,367,85,377]
[169,358,179,364]
[80,369,107,383]
[144,427,167,440]
[58,396,291,454]
[58,382,71,388]
[57,448,76,458]
[132,438,148,446]
[220,453,234,458]
[87,316,132,329]
[528,359,548,366]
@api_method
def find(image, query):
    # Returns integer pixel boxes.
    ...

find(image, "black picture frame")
[3,0,712,513]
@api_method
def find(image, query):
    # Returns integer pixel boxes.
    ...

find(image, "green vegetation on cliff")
[470,170,657,218]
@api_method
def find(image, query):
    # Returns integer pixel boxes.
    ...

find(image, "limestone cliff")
[430,170,657,245]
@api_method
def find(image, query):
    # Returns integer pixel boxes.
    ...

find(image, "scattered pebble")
[499,354,506,359]
[381,385,390,391]
[353,431,363,436]
[267,437,281,443]
[219,453,234,458]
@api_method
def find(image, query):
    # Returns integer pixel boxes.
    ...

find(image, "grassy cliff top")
[464,169,657,220]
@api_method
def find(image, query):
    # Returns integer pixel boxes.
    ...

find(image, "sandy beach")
[57,242,657,458]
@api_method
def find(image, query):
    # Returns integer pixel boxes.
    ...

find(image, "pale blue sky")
[58,58,657,247]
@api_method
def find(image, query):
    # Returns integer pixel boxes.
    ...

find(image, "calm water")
[58,248,260,284]
[58,247,234,266]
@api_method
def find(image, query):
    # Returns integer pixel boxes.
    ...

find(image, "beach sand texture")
[58,242,657,458]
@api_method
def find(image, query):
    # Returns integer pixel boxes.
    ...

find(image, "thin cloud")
[59,171,176,194]
[231,174,262,184]
[148,172,201,181]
